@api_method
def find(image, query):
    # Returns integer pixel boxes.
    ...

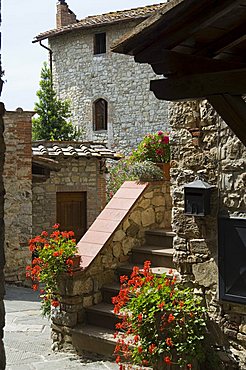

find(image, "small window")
[93,99,108,131]
[94,33,106,55]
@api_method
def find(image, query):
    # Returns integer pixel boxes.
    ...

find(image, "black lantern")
[184,179,213,216]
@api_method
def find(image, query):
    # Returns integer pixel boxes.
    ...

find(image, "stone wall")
[0,103,6,370]
[51,181,172,350]
[32,158,107,236]
[50,20,169,155]
[169,100,246,369]
[3,109,33,283]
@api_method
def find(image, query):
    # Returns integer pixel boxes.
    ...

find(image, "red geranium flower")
[164,356,172,365]
[53,251,59,257]
[168,314,175,323]
[51,300,60,308]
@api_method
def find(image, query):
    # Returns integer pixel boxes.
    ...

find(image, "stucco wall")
[32,157,106,237]
[3,109,33,283]
[50,20,169,154]
[169,100,246,369]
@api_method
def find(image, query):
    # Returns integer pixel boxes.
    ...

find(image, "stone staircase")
[71,229,175,357]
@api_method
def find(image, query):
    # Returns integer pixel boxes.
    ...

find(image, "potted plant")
[113,261,207,369]
[129,131,171,180]
[26,223,79,318]
[130,161,164,182]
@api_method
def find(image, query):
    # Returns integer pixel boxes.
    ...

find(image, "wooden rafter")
[208,94,246,146]
[150,69,246,101]
[135,49,244,76]
[195,23,246,58]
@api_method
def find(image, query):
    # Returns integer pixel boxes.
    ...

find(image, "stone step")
[102,282,120,304]
[145,229,175,247]
[71,324,116,357]
[118,263,175,279]
[132,245,175,268]
[86,302,119,331]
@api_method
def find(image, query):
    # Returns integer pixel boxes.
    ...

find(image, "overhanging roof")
[112,0,246,145]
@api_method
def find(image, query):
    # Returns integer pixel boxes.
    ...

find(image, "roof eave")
[111,0,185,55]
[33,14,152,44]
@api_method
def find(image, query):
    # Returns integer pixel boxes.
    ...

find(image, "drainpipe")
[39,41,53,85]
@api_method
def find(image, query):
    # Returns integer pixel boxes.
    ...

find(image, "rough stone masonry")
[169,100,246,369]
[0,102,6,369]
[50,14,169,154]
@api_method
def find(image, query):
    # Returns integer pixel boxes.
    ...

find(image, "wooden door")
[56,192,87,242]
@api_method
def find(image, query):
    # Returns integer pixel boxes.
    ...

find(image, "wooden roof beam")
[208,94,246,146]
[196,23,246,58]
[150,69,246,100]
[131,0,241,58]
[135,49,244,76]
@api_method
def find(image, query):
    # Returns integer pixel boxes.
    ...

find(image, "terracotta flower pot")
[156,162,171,181]
[70,254,82,271]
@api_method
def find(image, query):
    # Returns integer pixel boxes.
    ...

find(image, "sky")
[1,0,164,111]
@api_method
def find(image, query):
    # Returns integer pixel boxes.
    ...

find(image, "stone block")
[113,229,125,242]
[93,292,102,304]
[239,323,246,335]
[126,222,139,237]
[122,237,135,255]
[112,242,121,258]
[52,311,77,327]
[192,259,218,287]
[61,274,94,296]
[144,191,153,199]
[138,198,151,209]
[151,195,164,207]
[83,295,93,308]
[155,210,164,224]
[129,210,141,225]
[189,239,209,254]
[237,333,246,342]
[141,208,155,227]
[122,219,130,231]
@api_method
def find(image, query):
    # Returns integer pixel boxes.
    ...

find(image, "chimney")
[56,1,77,28]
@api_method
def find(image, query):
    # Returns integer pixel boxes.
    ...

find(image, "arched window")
[93,99,108,131]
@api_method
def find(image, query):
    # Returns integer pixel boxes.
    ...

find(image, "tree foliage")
[32,62,81,141]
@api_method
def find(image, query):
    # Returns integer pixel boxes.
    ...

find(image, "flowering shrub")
[113,261,207,369]
[106,160,136,202]
[26,224,78,317]
[106,160,164,202]
[130,131,170,164]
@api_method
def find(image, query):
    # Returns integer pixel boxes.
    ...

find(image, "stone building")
[3,109,34,283]
[112,0,246,368]
[0,103,6,370]
[33,1,169,154]
[0,0,6,363]
[3,109,117,283]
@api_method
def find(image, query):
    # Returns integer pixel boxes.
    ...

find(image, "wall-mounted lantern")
[184,179,214,216]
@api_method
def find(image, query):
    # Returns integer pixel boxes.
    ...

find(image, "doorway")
[56,192,87,242]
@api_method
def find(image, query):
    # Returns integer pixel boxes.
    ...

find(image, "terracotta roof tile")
[33,3,166,42]
[32,141,119,159]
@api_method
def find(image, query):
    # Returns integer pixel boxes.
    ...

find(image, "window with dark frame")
[94,33,106,55]
[93,99,108,131]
